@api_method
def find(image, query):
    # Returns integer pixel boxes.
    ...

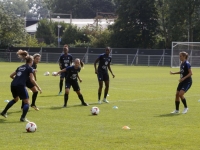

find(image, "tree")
[1,0,29,17]
[109,0,159,48]
[44,0,116,18]
[36,19,56,45]
[0,3,26,47]
[26,0,49,19]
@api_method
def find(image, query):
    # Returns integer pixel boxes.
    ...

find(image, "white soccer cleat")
[98,100,101,104]
[182,108,188,114]
[171,110,179,114]
[103,98,109,103]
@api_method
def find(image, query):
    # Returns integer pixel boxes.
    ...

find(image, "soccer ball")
[52,72,58,76]
[91,106,100,115]
[44,71,50,76]
[26,122,37,132]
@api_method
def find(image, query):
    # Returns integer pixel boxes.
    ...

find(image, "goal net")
[171,42,200,67]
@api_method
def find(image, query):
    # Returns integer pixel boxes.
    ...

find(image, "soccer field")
[0,62,200,150]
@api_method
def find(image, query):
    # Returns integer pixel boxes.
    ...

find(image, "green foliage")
[1,63,200,149]
[109,0,159,48]
[36,19,56,45]
[16,34,46,47]
[45,0,116,18]
[1,0,29,17]
[89,29,111,48]
[0,3,26,47]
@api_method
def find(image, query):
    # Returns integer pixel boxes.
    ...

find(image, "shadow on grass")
[7,111,22,115]
[0,119,27,124]
[49,104,89,110]
[155,113,181,117]
[39,95,60,97]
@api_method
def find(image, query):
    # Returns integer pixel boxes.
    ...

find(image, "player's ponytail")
[17,49,33,63]
[80,60,84,68]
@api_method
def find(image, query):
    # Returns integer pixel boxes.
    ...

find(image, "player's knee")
[14,97,19,102]
[175,93,179,97]
[23,99,30,104]
[178,92,184,98]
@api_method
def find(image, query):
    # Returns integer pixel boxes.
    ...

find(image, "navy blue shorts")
[26,79,34,89]
[97,71,109,81]
[65,80,80,91]
[11,86,29,100]
[60,72,66,79]
[177,81,192,92]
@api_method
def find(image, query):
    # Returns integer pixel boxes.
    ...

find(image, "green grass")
[0,62,200,150]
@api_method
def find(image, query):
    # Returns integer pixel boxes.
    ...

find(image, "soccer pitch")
[0,62,200,150]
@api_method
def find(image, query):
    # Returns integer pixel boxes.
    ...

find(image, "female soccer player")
[58,44,73,95]
[54,58,88,107]
[21,53,41,111]
[170,51,192,114]
[94,47,115,104]
[1,50,42,122]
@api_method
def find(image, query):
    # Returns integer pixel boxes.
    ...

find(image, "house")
[25,18,115,34]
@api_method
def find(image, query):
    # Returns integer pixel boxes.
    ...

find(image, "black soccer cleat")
[82,102,89,106]
[1,112,7,118]
[20,117,29,122]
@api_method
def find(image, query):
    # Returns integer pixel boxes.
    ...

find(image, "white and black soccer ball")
[52,72,58,76]
[26,122,37,132]
[44,71,50,76]
[91,106,100,115]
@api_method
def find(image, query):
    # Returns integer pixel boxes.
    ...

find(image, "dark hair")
[63,44,68,48]
[17,49,33,63]
[33,53,41,59]
[80,60,84,67]
[180,51,188,60]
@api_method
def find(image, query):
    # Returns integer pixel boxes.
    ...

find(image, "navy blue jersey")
[180,61,192,82]
[32,62,37,69]
[59,54,73,69]
[97,53,112,72]
[65,66,81,81]
[11,64,34,86]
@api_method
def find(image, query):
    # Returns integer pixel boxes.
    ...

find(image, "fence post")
[46,53,48,63]
[127,55,128,65]
[148,55,150,67]
[10,52,11,62]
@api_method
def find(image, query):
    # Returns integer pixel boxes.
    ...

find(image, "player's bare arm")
[170,71,180,75]
[30,73,42,93]
[179,69,193,82]
[108,64,115,78]
[10,72,16,79]
[94,58,99,74]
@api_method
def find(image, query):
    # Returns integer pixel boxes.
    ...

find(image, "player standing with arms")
[170,51,192,114]
[58,44,73,95]
[54,58,88,107]
[94,47,115,104]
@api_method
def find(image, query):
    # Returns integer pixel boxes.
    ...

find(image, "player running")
[21,53,41,111]
[1,50,42,122]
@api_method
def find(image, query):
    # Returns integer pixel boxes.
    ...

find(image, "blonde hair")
[74,58,84,68]
[16,49,33,63]
[180,51,188,60]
